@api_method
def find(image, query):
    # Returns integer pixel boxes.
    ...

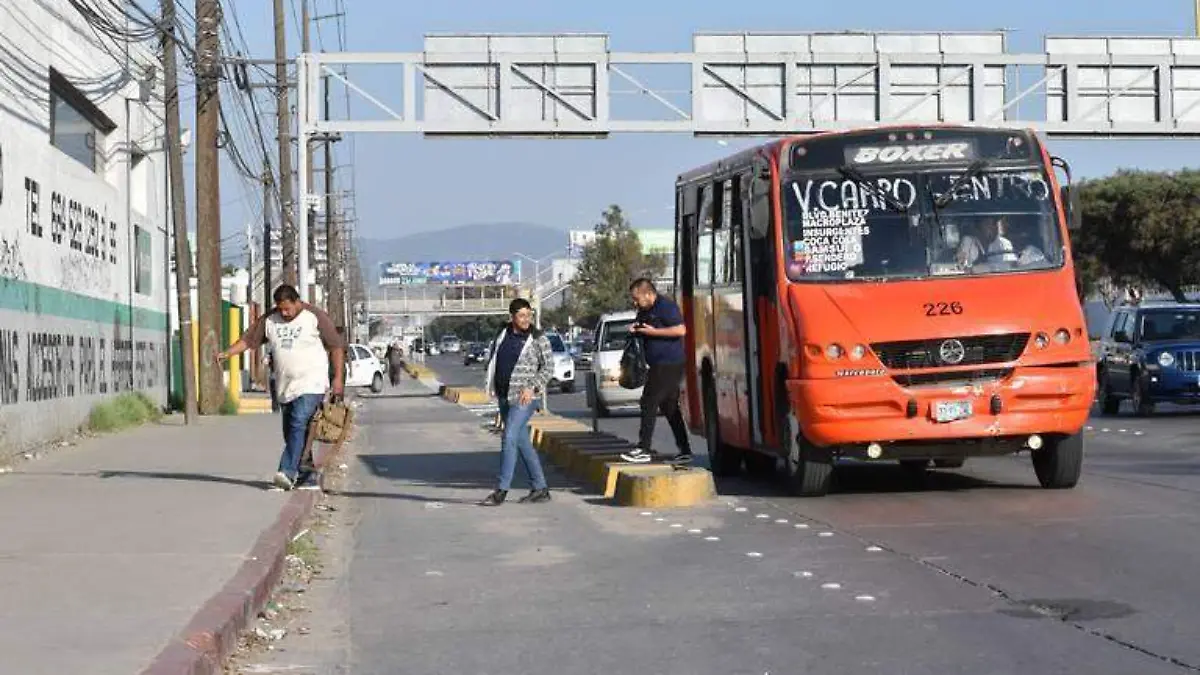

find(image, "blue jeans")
[280,393,324,480]
[496,398,548,491]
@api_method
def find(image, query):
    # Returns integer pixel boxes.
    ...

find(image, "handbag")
[300,394,354,471]
[618,334,649,390]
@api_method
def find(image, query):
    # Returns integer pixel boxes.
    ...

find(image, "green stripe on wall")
[0,277,168,331]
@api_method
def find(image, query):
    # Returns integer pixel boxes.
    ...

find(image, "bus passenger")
[621,278,693,465]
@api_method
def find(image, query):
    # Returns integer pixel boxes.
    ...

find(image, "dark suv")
[1096,302,1200,416]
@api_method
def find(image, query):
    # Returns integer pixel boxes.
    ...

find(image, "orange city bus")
[673,125,1095,497]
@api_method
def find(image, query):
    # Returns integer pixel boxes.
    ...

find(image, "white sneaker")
[620,448,653,463]
[272,471,294,491]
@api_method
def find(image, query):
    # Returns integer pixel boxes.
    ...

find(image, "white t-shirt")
[248,307,342,404]
[958,235,1016,266]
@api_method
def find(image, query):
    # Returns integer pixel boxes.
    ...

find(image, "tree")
[1075,169,1200,302]
[570,205,666,325]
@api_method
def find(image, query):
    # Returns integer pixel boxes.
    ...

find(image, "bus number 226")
[924,301,964,316]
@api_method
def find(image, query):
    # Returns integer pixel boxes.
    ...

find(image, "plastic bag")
[619,334,648,389]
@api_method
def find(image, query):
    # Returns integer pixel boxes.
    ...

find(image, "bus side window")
[728,177,743,285]
[696,185,714,288]
[713,181,730,286]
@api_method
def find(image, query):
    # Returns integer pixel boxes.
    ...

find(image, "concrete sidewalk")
[0,408,325,675]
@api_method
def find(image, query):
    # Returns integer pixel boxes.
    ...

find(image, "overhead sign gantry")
[294,30,1200,296]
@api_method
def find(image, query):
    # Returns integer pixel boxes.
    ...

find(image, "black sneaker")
[518,488,551,504]
[478,489,507,506]
[620,447,654,463]
[668,452,694,464]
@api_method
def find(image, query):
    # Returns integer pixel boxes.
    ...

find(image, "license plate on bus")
[933,400,973,423]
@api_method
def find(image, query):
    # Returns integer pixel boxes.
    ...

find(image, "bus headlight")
[1033,332,1050,349]
[825,344,844,360]
[849,344,867,360]
[1054,328,1071,345]
[1158,351,1175,368]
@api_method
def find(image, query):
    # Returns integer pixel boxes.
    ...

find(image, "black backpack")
[618,334,649,389]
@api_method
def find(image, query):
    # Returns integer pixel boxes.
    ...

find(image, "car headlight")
[1158,351,1175,368]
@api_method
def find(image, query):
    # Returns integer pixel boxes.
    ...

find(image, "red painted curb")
[139,489,318,675]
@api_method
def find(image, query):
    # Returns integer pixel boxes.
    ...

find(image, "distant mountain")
[356,222,572,283]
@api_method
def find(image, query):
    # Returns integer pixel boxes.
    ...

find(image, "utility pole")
[161,0,197,424]
[273,0,296,286]
[302,0,317,303]
[323,73,344,332]
[262,160,273,309]
[195,0,223,414]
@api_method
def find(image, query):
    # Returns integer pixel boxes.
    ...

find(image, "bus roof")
[675,123,1041,186]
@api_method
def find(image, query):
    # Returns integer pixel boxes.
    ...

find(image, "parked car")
[345,342,386,393]
[1097,302,1200,416]
[585,310,640,416]
[463,342,489,366]
[544,332,576,393]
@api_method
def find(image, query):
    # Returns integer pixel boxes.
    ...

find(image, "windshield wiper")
[837,165,908,213]
[933,159,990,209]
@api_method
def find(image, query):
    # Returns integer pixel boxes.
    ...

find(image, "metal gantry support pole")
[297,54,311,300]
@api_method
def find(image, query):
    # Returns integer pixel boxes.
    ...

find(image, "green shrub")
[87,392,164,433]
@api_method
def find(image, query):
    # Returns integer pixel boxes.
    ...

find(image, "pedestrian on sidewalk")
[620,278,693,465]
[478,298,554,506]
[217,284,346,491]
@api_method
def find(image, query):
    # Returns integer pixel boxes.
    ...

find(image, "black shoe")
[518,488,551,504]
[479,489,507,506]
[669,452,694,464]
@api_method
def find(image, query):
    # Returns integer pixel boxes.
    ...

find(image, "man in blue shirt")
[620,278,693,464]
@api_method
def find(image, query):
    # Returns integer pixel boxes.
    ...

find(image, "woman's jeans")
[496,398,548,491]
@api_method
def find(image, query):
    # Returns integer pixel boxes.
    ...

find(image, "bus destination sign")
[846,140,977,165]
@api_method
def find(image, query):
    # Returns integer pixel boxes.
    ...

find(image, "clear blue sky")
[204,0,1200,251]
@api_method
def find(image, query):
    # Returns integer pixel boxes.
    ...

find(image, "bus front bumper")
[789,363,1095,450]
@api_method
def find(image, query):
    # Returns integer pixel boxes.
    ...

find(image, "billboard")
[378,260,519,286]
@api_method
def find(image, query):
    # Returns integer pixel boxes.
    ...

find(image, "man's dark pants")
[638,362,692,455]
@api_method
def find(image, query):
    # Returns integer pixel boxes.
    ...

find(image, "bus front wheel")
[703,380,742,477]
[780,405,832,498]
[1031,432,1084,489]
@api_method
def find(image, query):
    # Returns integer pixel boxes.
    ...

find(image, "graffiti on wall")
[0,326,165,407]
[15,144,119,293]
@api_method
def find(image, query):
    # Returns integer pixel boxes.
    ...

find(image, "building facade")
[0,2,169,454]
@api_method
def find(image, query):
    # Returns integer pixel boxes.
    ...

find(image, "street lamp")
[511,249,567,330]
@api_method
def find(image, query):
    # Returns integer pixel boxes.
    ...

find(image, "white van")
[585,310,641,416]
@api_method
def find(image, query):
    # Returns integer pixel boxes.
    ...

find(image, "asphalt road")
[298,356,1200,674]
[427,355,1200,667]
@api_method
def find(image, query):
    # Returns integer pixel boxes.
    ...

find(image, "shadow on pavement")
[708,462,1035,498]
[93,469,272,490]
[351,449,546,493]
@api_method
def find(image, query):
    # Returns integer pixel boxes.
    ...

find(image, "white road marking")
[687,529,703,534]
[855,595,876,602]
[866,545,883,552]
[818,532,834,538]
[794,523,809,529]
[821,582,842,590]
[746,552,763,558]
[775,519,789,524]
[794,571,814,578]
[705,536,720,542]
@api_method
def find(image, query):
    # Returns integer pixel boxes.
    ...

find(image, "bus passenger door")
[675,186,702,432]
[741,167,776,450]
[711,179,750,448]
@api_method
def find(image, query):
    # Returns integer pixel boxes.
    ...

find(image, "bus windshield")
[782,141,1065,283]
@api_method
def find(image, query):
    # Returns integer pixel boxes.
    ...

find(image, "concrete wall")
[0,1,169,455]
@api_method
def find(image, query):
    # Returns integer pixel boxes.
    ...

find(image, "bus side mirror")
[1062,185,1082,232]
